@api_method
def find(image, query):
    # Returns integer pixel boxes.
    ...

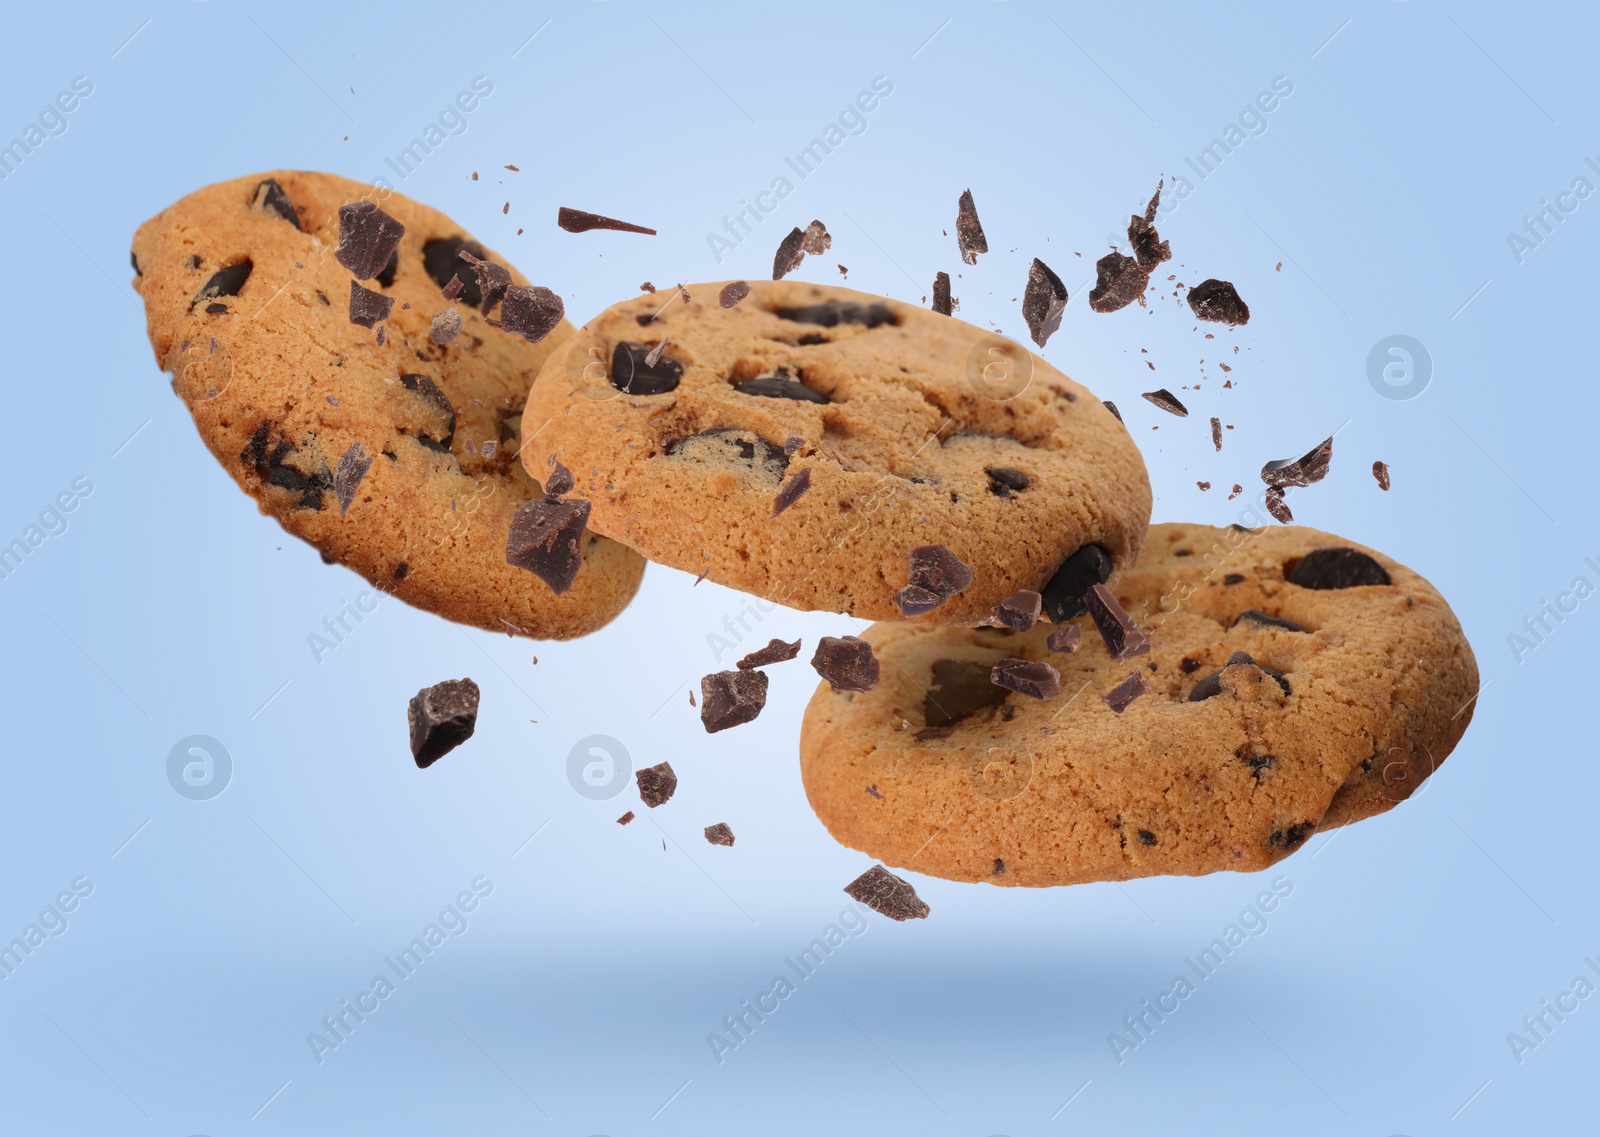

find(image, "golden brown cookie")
[131,171,644,638]
[519,280,1151,624]
[799,523,1478,887]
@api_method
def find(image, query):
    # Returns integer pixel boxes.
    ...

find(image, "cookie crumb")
[429,307,462,345]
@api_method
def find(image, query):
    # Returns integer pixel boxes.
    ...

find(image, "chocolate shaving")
[996,589,1042,632]
[407,678,479,768]
[505,497,590,594]
[336,202,406,281]
[704,823,735,846]
[737,638,802,669]
[1046,623,1081,654]
[556,206,656,235]
[1211,417,1222,451]
[932,271,954,316]
[333,442,372,516]
[1088,252,1148,313]
[991,657,1060,700]
[844,864,929,921]
[811,636,880,693]
[1141,389,1188,417]
[635,761,678,807]
[1262,436,1332,488]
[700,669,769,732]
[1102,670,1151,714]
[1187,279,1250,325]
[348,279,394,328]
[1022,258,1068,346]
[719,280,751,308]
[440,275,464,301]
[956,189,987,265]
[773,226,807,280]
[499,285,565,344]
[896,545,974,616]
[773,467,812,515]
[1085,584,1151,659]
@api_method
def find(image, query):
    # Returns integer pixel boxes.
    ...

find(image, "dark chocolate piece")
[986,467,1029,497]
[996,589,1042,632]
[1088,251,1148,313]
[1021,257,1068,346]
[735,372,829,403]
[499,285,565,344]
[430,308,462,345]
[1231,609,1307,633]
[811,636,879,693]
[1047,623,1081,653]
[737,638,802,669]
[543,460,575,497]
[1245,753,1276,779]
[704,822,735,846]
[773,466,812,516]
[844,864,929,921]
[700,669,770,733]
[1270,821,1316,850]
[773,226,807,279]
[1126,182,1170,270]
[1137,829,1157,846]
[1187,278,1250,325]
[956,188,987,265]
[611,341,682,395]
[1141,388,1188,417]
[336,201,405,281]
[1085,583,1151,659]
[1103,400,1123,423]
[457,250,510,315]
[719,280,751,308]
[636,761,678,807]
[1373,460,1391,491]
[252,178,301,228]
[264,441,332,510]
[991,657,1060,700]
[1040,544,1114,622]
[556,206,656,235]
[1264,487,1293,524]
[1223,573,1245,585]
[505,497,590,594]
[776,301,895,328]
[617,811,635,825]
[1286,547,1391,589]
[1102,670,1151,714]
[1188,650,1291,701]
[440,274,465,301]
[801,219,831,255]
[423,237,487,305]
[1262,436,1332,488]
[348,279,394,328]
[923,659,1008,727]
[408,678,479,768]
[333,442,372,516]
[1211,417,1222,451]
[896,545,974,615]
[932,271,953,316]
[194,260,253,306]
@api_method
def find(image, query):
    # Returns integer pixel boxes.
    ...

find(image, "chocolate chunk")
[423,237,486,305]
[1040,544,1114,622]
[1264,487,1293,524]
[811,635,879,693]
[923,659,1006,727]
[669,428,789,479]
[1103,400,1123,423]
[932,271,953,316]
[1179,655,1200,672]
[776,301,895,328]
[498,285,565,344]
[1262,436,1332,488]
[1137,828,1157,846]
[1223,573,1245,585]
[635,761,678,807]
[1022,257,1068,346]
[784,435,805,456]
[617,811,635,825]
[1270,821,1316,850]
[252,178,300,228]
[737,638,801,670]
[704,822,736,846]
[407,678,479,768]
[1188,650,1291,701]
[556,206,656,235]
[1102,670,1151,714]
[719,280,751,308]
[457,250,510,315]
[997,589,1042,632]
[986,467,1029,498]
[1088,251,1148,313]
[991,657,1060,700]
[773,226,807,280]
[333,442,372,516]
[543,459,575,497]
[1086,583,1151,659]
[1231,609,1307,633]
[700,669,769,732]
[611,341,683,395]
[773,466,812,516]
[1047,623,1081,653]
[1187,278,1250,325]
[844,864,929,921]
[1373,460,1391,491]
[336,202,406,281]
[735,372,829,403]
[348,279,394,328]
[1127,191,1171,271]
[896,545,973,615]
[398,373,456,449]
[1211,417,1223,451]
[1245,753,1276,779]
[801,219,831,255]
[430,308,462,345]
[1286,547,1391,589]
[194,260,253,306]
[993,858,1006,875]
[956,188,987,265]
[1141,388,1188,417]
[265,442,332,510]
[505,497,590,594]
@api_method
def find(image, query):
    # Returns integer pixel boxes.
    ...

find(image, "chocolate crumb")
[986,467,1029,498]
[636,761,678,807]
[542,460,575,497]
[773,226,807,279]
[773,467,812,515]
[1211,417,1222,451]
[333,442,372,516]
[429,307,462,345]
[1141,389,1188,417]
[407,678,479,768]
[932,271,954,316]
[991,657,1061,700]
[1086,584,1151,659]
[996,589,1042,632]
[617,811,634,825]
[1102,670,1151,713]
[1179,656,1200,673]
[1223,573,1246,585]
[993,858,1006,875]
[811,636,880,693]
[801,219,831,255]
[866,784,883,799]
[845,864,929,921]
[1264,487,1293,524]
[1187,279,1250,325]
[1373,460,1391,491]
[719,280,751,308]
[1262,436,1333,488]
[1137,829,1157,846]
[896,545,974,616]
[737,638,802,669]
[1127,182,1171,270]
[1022,258,1068,346]
[700,669,769,732]
[704,822,735,847]
[783,434,805,456]
[1047,623,1081,654]
[441,275,464,301]
[956,189,988,265]
[557,206,656,235]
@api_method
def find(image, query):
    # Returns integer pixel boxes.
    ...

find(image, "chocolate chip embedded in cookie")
[799,522,1478,887]
[520,280,1151,624]
[131,171,644,639]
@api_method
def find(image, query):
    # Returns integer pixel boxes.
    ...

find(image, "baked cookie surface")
[519,280,1151,624]
[799,523,1478,886]
[132,171,644,638]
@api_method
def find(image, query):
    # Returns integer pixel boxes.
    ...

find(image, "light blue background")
[1,1,1593,1133]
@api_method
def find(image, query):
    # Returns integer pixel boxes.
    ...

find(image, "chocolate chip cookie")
[131,171,644,638]
[798,523,1478,886]
[519,281,1151,624]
